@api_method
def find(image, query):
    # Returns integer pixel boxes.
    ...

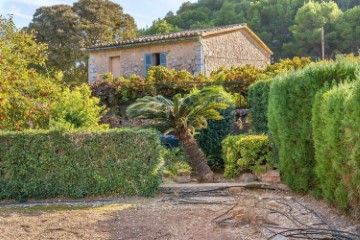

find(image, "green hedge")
[0,128,163,201]
[312,80,360,216]
[248,79,273,133]
[222,134,272,178]
[195,91,236,169]
[268,58,359,193]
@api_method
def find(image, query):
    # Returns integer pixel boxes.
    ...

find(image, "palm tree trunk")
[176,129,214,183]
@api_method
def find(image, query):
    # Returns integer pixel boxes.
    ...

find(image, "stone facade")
[88,40,201,83]
[201,29,271,76]
[87,24,272,83]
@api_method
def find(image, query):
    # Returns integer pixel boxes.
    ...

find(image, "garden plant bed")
[0,185,358,240]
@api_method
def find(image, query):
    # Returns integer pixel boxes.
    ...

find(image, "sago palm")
[126,87,228,182]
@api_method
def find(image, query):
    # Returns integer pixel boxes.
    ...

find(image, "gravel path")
[0,185,359,240]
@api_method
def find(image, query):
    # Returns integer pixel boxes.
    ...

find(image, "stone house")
[87,23,273,83]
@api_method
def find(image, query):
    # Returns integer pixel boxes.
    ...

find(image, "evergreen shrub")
[222,134,272,178]
[312,80,360,217]
[268,58,359,193]
[248,79,273,133]
[196,88,236,169]
[0,128,163,201]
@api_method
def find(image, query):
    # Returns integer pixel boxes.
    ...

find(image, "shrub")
[222,134,272,178]
[90,57,312,107]
[166,161,192,176]
[312,80,360,217]
[161,147,191,178]
[236,135,272,174]
[50,84,108,130]
[0,128,163,201]
[268,57,359,193]
[222,135,242,178]
[248,57,312,134]
[161,147,190,166]
[209,65,265,96]
[196,88,236,169]
[248,79,273,133]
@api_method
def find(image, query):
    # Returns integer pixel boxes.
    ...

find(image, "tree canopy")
[284,1,342,58]
[0,15,106,131]
[142,0,359,60]
[28,0,137,85]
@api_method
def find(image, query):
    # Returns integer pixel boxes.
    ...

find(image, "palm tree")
[126,87,229,182]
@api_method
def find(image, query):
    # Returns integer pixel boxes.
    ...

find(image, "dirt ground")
[0,188,359,240]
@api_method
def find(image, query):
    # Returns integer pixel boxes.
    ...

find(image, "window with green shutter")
[144,53,152,76]
[160,52,167,66]
[144,52,167,76]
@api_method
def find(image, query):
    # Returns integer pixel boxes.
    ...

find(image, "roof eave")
[86,36,201,51]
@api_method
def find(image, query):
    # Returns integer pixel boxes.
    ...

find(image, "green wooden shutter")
[160,52,167,67]
[144,53,152,76]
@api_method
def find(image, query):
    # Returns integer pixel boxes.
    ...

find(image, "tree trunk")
[175,129,214,183]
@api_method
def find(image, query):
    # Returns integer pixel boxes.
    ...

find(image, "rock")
[259,169,281,183]
[345,226,360,235]
[175,175,191,183]
[197,172,215,183]
[238,173,258,182]
[231,206,272,225]
[272,235,288,240]
[228,187,243,195]
[278,184,290,191]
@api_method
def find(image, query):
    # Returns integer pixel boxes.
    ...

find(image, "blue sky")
[0,0,196,29]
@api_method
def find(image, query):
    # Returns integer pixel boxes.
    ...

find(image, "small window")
[144,52,167,76]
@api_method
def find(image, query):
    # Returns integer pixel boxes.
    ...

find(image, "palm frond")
[126,86,232,136]
[126,95,174,124]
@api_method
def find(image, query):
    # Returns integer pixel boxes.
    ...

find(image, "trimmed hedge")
[0,128,163,201]
[222,134,272,178]
[268,58,359,193]
[312,80,360,216]
[248,79,273,133]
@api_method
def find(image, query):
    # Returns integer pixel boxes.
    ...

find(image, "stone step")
[159,182,289,194]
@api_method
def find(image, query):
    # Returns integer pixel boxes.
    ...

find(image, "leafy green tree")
[148,0,359,59]
[328,6,360,55]
[141,19,181,35]
[126,87,229,182]
[335,0,360,11]
[29,5,85,85]
[246,0,304,59]
[0,15,106,131]
[29,0,137,85]
[284,1,343,58]
[73,0,137,46]
[159,0,305,59]
[214,0,243,26]
[0,15,60,130]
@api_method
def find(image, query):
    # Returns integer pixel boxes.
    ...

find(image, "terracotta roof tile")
[87,23,247,50]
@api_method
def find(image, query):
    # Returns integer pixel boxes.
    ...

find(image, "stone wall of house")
[88,40,201,83]
[201,29,272,76]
